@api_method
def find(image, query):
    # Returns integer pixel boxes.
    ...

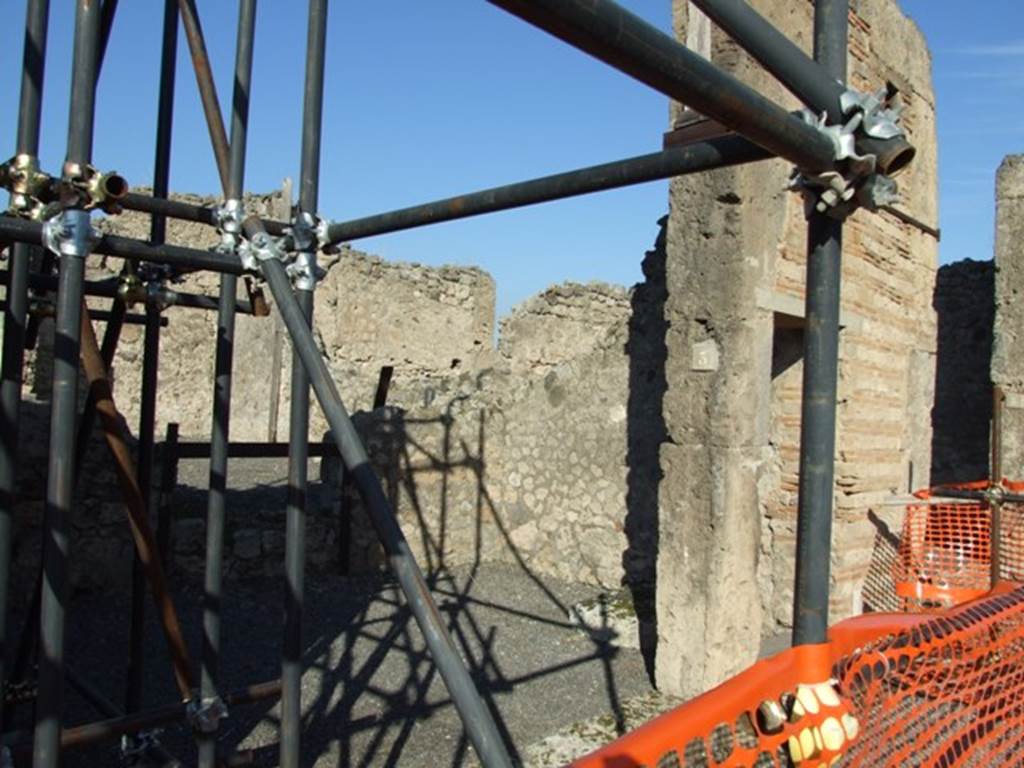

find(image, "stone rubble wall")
[11,193,653,591]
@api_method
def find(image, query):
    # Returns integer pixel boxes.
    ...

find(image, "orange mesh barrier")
[895,481,1024,611]
[569,583,1024,768]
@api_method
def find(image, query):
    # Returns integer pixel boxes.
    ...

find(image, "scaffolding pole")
[33,2,101,764]
[0,1,49,746]
[281,0,327,764]
[791,0,848,648]
[485,0,836,172]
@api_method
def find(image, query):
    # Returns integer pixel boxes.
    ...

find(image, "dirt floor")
[8,479,664,768]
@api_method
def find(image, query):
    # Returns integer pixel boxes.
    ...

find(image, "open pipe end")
[863,135,916,178]
[100,173,129,202]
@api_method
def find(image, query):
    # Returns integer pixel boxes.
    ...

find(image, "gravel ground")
[7,455,655,768]
[39,564,653,767]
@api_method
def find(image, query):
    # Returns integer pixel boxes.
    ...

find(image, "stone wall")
[11,195,662,593]
[993,157,1024,477]
[656,0,938,697]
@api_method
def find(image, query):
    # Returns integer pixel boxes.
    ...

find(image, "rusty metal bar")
[78,302,195,701]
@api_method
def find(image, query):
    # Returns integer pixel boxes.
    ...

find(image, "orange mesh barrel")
[894,481,1024,611]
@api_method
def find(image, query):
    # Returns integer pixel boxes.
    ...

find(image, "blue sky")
[2,2,1021,316]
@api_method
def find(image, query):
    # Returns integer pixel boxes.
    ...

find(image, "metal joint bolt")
[789,83,908,219]
[119,730,163,766]
[186,695,229,735]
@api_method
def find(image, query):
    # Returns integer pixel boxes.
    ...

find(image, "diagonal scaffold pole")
[485,0,836,172]
[791,0,848,647]
[280,0,327,764]
[173,1,514,765]
[33,1,102,765]
[0,0,50,748]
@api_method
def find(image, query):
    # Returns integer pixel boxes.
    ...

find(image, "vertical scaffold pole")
[280,1,327,765]
[792,0,848,647]
[199,2,255,766]
[34,2,102,765]
[125,0,178,719]
[0,0,50,745]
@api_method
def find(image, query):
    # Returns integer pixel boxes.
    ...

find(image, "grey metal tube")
[95,0,118,81]
[125,305,160,714]
[120,192,290,238]
[325,135,770,245]
[198,273,236,768]
[34,0,101,762]
[200,3,256,766]
[0,0,50,745]
[486,0,835,171]
[254,248,513,768]
[688,0,914,176]
[34,233,88,768]
[281,288,311,768]
[0,215,245,273]
[281,2,327,764]
[124,0,177,718]
[791,0,847,648]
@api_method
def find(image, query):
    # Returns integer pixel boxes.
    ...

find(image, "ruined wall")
[86,191,496,442]
[332,280,655,591]
[657,0,938,698]
[11,188,660,592]
[993,156,1024,477]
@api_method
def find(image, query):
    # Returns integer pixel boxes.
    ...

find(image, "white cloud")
[956,41,1024,56]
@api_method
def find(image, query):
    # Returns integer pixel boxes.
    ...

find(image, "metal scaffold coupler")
[60,161,128,214]
[214,197,244,254]
[790,82,907,219]
[42,208,97,260]
[1,153,50,219]
[186,695,229,735]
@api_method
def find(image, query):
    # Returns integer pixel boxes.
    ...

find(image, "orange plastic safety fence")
[894,481,1024,611]
[835,584,1024,767]
[570,584,1024,768]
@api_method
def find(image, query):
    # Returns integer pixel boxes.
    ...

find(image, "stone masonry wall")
[657,0,937,698]
[11,190,659,593]
[993,156,1024,477]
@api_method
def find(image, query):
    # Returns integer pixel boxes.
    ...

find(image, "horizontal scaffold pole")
[325,135,770,245]
[0,216,244,274]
